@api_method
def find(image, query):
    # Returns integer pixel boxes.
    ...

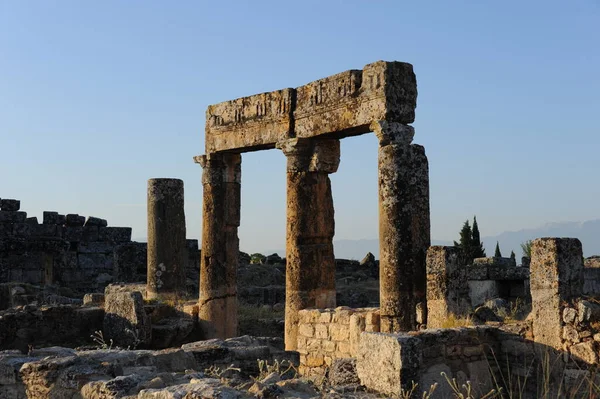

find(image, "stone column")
[278,138,339,350]
[373,121,430,333]
[530,237,583,350]
[195,153,241,339]
[426,246,471,328]
[147,178,187,301]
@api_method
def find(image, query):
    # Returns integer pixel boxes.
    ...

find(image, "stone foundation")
[296,307,380,379]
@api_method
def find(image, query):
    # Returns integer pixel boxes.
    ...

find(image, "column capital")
[276,138,340,174]
[194,153,223,169]
[371,120,414,146]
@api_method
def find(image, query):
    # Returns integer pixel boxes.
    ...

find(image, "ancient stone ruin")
[3,61,600,398]
[195,60,430,348]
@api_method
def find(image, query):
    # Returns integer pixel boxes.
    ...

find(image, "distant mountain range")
[266,219,600,260]
[138,219,600,260]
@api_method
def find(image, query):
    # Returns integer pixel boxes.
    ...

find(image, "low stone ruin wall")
[357,327,499,397]
[0,198,200,299]
[583,267,600,295]
[0,305,104,352]
[296,307,380,379]
[467,260,530,306]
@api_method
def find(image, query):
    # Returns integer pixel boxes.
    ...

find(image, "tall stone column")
[278,138,339,350]
[373,121,430,333]
[195,153,241,339]
[147,178,187,301]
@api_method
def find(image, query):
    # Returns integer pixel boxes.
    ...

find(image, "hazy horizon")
[2,2,599,256]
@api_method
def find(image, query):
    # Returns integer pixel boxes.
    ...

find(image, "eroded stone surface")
[378,135,430,332]
[426,246,471,328]
[147,179,187,301]
[530,238,583,350]
[103,291,151,348]
[281,139,338,350]
[205,61,416,154]
[196,154,241,339]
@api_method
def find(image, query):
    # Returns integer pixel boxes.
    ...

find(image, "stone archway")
[194,61,430,349]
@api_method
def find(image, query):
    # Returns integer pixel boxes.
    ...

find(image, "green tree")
[520,240,533,258]
[471,216,486,258]
[454,220,473,262]
[494,241,502,258]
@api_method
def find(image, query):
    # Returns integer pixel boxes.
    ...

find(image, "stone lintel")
[205,89,295,154]
[205,61,417,153]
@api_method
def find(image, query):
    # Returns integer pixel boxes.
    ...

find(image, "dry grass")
[441,314,474,328]
[238,303,284,321]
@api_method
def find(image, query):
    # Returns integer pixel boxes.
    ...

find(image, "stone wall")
[356,327,499,397]
[296,307,380,379]
[0,304,104,351]
[583,267,600,295]
[0,198,200,298]
[467,257,530,306]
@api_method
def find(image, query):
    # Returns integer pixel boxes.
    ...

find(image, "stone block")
[298,324,314,338]
[84,216,108,227]
[43,211,57,225]
[314,324,328,339]
[337,341,351,354]
[79,253,113,270]
[305,353,324,367]
[577,300,600,323]
[322,340,336,353]
[333,307,354,325]
[570,341,598,364]
[63,226,83,242]
[65,213,85,226]
[42,211,66,225]
[99,227,132,243]
[295,61,417,138]
[205,88,294,153]
[104,283,147,299]
[12,223,30,237]
[319,310,332,323]
[83,293,105,307]
[114,242,147,282]
[0,211,26,223]
[330,323,349,342]
[103,291,151,347]
[25,216,38,224]
[29,224,57,237]
[530,238,584,349]
[78,241,115,254]
[0,222,10,238]
[0,199,20,211]
[356,332,422,396]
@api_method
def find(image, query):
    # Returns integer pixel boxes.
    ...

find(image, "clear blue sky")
[1,1,599,254]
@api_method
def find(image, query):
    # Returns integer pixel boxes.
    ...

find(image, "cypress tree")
[510,250,516,261]
[494,242,502,257]
[471,216,486,258]
[454,220,473,264]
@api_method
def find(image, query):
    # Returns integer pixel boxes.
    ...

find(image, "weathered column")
[426,246,471,328]
[147,178,187,301]
[278,138,339,350]
[195,153,241,339]
[373,121,430,333]
[530,237,583,350]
